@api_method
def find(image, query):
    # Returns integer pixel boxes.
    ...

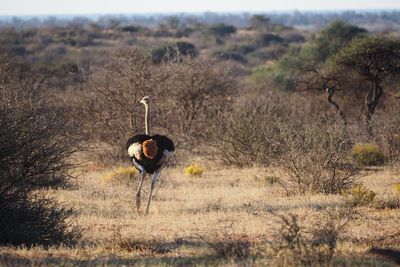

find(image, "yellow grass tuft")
[393,183,400,194]
[184,164,204,177]
[100,166,138,185]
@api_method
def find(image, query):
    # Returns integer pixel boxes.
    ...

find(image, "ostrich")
[126,96,175,215]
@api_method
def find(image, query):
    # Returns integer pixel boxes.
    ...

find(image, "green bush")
[208,23,236,37]
[343,184,376,206]
[351,143,386,166]
[250,64,273,84]
[256,33,285,46]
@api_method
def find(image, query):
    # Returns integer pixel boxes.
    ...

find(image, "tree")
[313,20,366,62]
[330,37,400,134]
[250,15,270,30]
[269,21,365,91]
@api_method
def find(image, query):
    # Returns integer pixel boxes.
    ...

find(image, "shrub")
[214,91,358,194]
[205,234,251,261]
[373,196,400,209]
[351,143,386,166]
[208,23,236,38]
[83,51,231,159]
[274,214,340,266]
[372,108,400,162]
[342,184,376,206]
[184,164,204,177]
[254,175,281,187]
[0,194,79,246]
[0,51,80,246]
[213,92,286,167]
[250,64,271,80]
[81,48,163,161]
[151,41,198,64]
[212,51,247,64]
[100,166,138,185]
[256,33,285,46]
[120,25,140,33]
[160,57,233,148]
[280,118,359,194]
[200,222,251,261]
[225,44,256,55]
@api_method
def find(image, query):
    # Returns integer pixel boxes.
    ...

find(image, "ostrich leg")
[145,169,162,215]
[136,171,146,209]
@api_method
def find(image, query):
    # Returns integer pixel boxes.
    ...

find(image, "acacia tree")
[329,37,400,134]
[313,20,366,62]
[271,20,365,97]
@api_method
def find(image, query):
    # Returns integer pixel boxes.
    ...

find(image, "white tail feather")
[128,143,142,158]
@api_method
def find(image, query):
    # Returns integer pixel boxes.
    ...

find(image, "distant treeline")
[1,10,400,31]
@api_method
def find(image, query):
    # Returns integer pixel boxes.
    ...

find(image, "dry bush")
[212,91,287,166]
[372,104,400,163]
[80,49,233,161]
[205,234,251,261]
[274,213,341,266]
[160,57,234,149]
[372,196,400,210]
[0,194,78,246]
[213,90,359,195]
[80,48,165,161]
[0,51,80,246]
[200,223,252,261]
[151,41,198,64]
[279,117,359,195]
[254,175,281,187]
[109,230,171,255]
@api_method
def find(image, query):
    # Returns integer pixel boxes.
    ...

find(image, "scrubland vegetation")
[0,11,400,266]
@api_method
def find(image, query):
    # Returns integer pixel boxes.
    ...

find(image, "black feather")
[126,134,174,174]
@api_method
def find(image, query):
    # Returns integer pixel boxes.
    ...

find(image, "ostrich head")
[139,96,150,106]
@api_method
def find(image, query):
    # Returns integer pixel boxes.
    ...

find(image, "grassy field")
[1,161,399,266]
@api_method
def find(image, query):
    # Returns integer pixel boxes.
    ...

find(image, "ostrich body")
[126,96,174,214]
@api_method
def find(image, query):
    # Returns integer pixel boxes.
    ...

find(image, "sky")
[1,0,400,16]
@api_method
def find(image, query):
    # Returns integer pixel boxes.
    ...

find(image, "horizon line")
[1,8,400,18]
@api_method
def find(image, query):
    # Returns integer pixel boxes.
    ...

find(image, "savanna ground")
[1,156,399,266]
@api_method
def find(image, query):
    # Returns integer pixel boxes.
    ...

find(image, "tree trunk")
[326,88,347,125]
[366,80,383,135]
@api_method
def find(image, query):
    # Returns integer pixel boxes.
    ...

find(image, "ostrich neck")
[144,103,150,135]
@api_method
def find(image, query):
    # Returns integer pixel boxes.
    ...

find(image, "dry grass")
[1,163,399,266]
